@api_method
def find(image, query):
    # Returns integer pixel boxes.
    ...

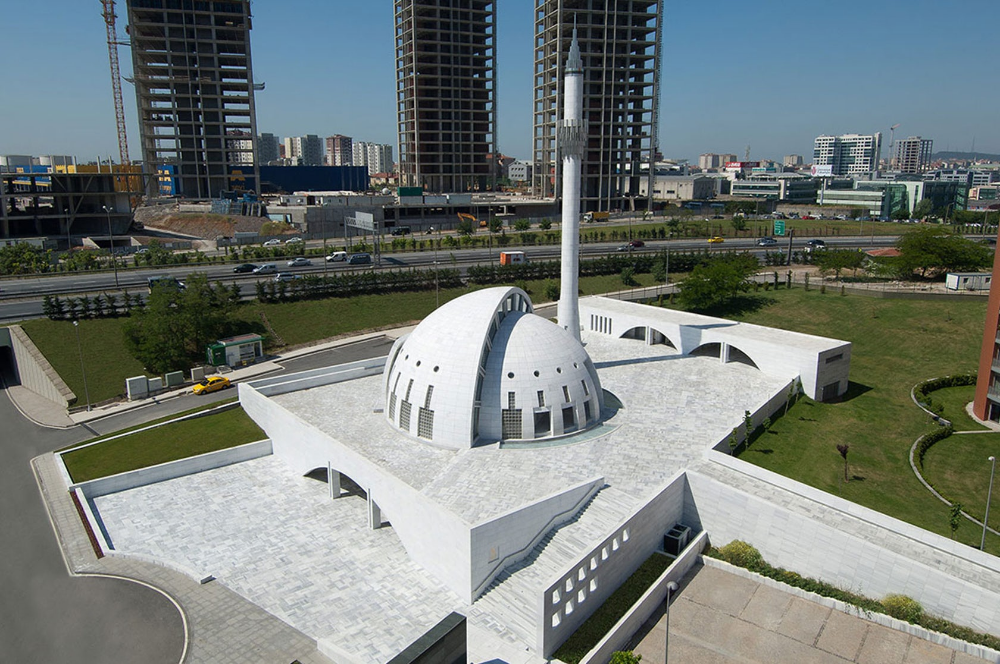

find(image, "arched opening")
[304,467,367,499]
[689,342,722,359]
[647,328,676,349]
[726,346,760,369]
[0,346,18,386]
[619,326,677,348]
[620,326,646,341]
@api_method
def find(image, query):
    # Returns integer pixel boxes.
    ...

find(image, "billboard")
[810,165,834,177]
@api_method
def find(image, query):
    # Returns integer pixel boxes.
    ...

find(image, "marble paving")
[93,455,463,664]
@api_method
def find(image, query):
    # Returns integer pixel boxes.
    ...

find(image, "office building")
[125,0,260,198]
[893,137,933,174]
[258,133,280,165]
[394,0,497,192]
[532,1,663,212]
[326,135,353,166]
[813,133,882,176]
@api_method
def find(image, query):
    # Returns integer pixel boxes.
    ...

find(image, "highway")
[0,235,899,322]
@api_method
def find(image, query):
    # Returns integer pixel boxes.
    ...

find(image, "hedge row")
[254,268,463,303]
[466,250,716,285]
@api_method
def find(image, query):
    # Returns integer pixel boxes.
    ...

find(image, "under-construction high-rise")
[125,0,260,199]
[394,0,497,193]
[533,1,663,212]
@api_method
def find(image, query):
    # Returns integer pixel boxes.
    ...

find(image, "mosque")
[80,30,1000,664]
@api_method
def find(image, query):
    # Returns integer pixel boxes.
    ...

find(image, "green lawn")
[677,288,998,553]
[15,272,661,401]
[929,385,988,431]
[922,433,1000,526]
[61,404,264,483]
[17,317,147,405]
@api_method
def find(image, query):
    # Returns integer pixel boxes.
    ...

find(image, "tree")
[488,217,503,234]
[677,254,757,311]
[0,243,50,275]
[123,273,240,374]
[539,219,552,231]
[836,443,850,482]
[892,203,910,221]
[729,428,739,455]
[743,409,754,449]
[895,227,992,278]
[514,218,531,232]
[949,503,963,539]
[815,249,865,279]
[456,219,474,236]
[912,198,934,220]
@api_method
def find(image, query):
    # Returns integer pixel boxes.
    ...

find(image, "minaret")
[557,27,585,342]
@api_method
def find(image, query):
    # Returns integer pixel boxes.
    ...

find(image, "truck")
[499,251,526,266]
[583,211,610,223]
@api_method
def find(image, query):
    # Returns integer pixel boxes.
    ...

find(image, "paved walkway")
[34,447,333,664]
[630,564,987,664]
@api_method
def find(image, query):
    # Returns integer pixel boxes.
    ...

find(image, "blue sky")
[2,0,998,164]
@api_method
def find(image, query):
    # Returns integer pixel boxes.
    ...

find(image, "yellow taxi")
[192,375,231,395]
[707,236,725,244]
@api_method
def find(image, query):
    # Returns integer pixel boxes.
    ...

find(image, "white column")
[327,462,341,499]
[368,492,382,530]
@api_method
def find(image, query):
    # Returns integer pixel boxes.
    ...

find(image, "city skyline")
[3,0,999,167]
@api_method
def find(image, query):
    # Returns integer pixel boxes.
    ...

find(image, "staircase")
[471,486,638,649]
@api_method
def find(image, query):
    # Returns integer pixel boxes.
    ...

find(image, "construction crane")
[101,0,134,208]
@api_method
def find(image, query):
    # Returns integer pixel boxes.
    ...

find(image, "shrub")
[882,594,923,623]
[716,540,763,570]
[609,652,641,664]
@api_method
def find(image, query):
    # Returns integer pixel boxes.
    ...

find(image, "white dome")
[382,287,604,449]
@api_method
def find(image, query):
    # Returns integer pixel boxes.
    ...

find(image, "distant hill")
[933,151,1000,162]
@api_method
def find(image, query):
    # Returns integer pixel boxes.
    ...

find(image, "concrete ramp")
[2,325,75,409]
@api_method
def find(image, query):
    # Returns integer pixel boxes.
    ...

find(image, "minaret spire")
[557,24,586,342]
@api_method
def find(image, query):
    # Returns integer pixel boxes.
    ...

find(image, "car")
[628,239,645,248]
[233,263,258,273]
[253,263,277,274]
[262,238,282,246]
[756,237,778,246]
[274,272,300,282]
[284,237,304,245]
[834,214,848,221]
[707,236,725,244]
[192,375,230,395]
[287,257,312,267]
[390,226,411,236]
[326,251,348,262]
[348,253,372,265]
[804,239,826,253]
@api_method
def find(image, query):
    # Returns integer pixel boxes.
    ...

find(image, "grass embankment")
[929,384,989,431]
[61,403,264,483]
[553,552,672,664]
[17,273,660,402]
[922,432,1000,524]
[669,288,997,552]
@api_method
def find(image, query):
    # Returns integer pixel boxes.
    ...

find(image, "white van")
[326,251,348,262]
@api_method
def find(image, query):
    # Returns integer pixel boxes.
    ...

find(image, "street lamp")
[102,205,120,288]
[983,455,997,551]
[72,320,91,412]
[429,226,439,308]
[664,580,678,663]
